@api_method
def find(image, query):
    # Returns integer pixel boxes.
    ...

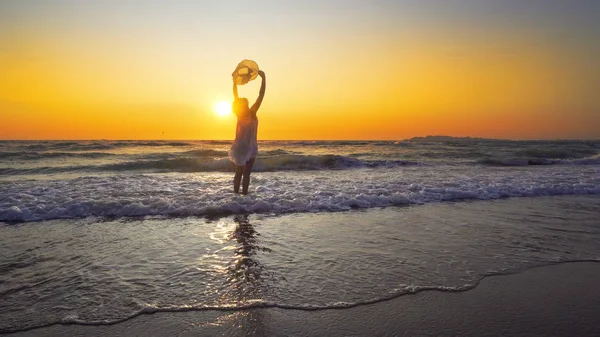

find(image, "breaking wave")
[1,164,599,222]
[0,154,422,175]
[478,154,600,166]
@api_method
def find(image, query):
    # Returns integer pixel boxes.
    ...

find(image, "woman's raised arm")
[250,71,266,114]
[232,80,239,101]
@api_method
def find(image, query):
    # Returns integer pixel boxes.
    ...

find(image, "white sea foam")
[1,165,598,222]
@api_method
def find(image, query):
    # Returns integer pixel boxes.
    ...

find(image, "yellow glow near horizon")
[0,2,599,140]
[214,101,232,117]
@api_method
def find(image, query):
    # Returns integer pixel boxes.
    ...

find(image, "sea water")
[1,139,599,333]
[1,139,599,221]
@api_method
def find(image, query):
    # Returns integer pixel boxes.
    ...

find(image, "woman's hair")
[232,98,249,117]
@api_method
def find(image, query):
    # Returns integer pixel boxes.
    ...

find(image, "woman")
[229,70,266,194]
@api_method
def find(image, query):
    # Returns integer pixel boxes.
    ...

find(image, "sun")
[214,101,232,117]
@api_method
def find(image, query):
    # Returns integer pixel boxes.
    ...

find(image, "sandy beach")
[5,261,599,336]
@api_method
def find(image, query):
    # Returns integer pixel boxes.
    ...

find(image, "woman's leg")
[241,158,256,195]
[233,165,244,193]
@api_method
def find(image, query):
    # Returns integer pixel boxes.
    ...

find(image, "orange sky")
[1,1,599,140]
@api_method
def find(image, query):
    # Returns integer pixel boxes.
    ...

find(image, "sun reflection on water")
[199,215,273,308]
[194,215,272,333]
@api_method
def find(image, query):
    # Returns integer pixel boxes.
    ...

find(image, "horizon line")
[1,137,599,142]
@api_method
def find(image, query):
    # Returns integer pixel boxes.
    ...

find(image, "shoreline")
[3,193,600,226]
[6,261,600,336]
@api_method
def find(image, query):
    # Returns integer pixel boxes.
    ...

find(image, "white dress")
[229,116,258,166]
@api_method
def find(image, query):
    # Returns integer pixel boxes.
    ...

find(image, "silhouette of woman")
[229,70,266,194]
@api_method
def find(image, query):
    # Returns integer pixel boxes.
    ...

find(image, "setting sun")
[214,101,232,117]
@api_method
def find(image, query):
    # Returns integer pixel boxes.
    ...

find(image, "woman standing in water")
[229,70,266,194]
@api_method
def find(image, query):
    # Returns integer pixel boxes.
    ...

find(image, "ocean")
[1,138,599,333]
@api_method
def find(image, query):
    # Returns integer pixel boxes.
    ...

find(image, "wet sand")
[7,261,600,337]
